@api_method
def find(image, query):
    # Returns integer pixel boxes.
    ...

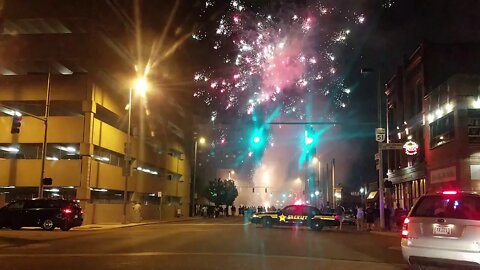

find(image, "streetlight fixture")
[228,170,235,180]
[134,77,148,97]
[123,77,149,224]
[192,136,206,216]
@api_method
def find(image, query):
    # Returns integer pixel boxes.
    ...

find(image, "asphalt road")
[0,217,406,270]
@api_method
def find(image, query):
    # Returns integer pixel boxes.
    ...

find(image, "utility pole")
[191,139,198,217]
[377,71,385,230]
[325,163,330,206]
[123,88,133,224]
[332,158,336,208]
[39,72,51,199]
[362,67,385,230]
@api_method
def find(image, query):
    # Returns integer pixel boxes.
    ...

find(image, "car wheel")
[60,225,71,231]
[41,219,55,231]
[262,218,273,228]
[310,222,323,231]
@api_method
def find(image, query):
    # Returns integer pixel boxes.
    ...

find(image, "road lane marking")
[0,251,407,266]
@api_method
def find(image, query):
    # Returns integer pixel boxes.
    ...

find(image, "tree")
[205,178,224,206]
[204,178,239,216]
[224,179,238,206]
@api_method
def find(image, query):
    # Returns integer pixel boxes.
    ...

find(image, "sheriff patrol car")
[250,205,340,230]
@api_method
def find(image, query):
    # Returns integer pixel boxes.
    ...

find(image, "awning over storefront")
[366,191,378,201]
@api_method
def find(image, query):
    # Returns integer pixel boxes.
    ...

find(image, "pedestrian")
[335,204,345,231]
[394,203,405,229]
[323,201,331,212]
[356,205,365,231]
[365,203,375,231]
[384,207,392,231]
[231,205,236,216]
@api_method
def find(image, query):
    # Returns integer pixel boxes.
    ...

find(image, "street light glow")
[134,77,148,97]
[199,137,206,144]
[312,156,319,164]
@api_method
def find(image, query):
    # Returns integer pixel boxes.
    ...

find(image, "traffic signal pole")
[39,72,52,199]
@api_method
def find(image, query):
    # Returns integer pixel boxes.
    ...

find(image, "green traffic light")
[253,136,261,144]
[305,137,313,145]
[304,130,313,145]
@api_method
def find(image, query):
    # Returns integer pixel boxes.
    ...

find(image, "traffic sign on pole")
[380,143,403,150]
[375,128,385,142]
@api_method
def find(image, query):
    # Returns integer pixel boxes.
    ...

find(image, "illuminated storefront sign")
[403,140,419,156]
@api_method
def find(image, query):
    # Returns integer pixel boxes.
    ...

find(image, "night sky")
[138,0,480,189]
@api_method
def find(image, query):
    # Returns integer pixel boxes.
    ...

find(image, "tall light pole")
[312,157,321,207]
[361,67,385,230]
[123,77,148,224]
[191,136,206,216]
[332,158,336,208]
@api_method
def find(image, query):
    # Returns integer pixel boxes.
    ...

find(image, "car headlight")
[252,214,258,218]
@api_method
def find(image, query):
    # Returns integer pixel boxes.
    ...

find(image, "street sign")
[381,143,403,150]
[375,128,385,142]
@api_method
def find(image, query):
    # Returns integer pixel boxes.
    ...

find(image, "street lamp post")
[122,87,133,224]
[312,157,321,207]
[123,78,147,224]
[191,136,206,216]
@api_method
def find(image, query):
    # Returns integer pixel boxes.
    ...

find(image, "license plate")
[433,225,451,235]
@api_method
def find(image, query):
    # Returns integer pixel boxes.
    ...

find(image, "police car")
[250,205,340,230]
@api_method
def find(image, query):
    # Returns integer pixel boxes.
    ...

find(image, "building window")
[430,113,454,148]
[46,144,81,160]
[93,146,124,167]
[468,110,480,143]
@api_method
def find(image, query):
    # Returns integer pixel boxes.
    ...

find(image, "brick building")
[385,42,480,209]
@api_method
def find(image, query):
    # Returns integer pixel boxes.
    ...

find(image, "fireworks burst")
[193,0,366,123]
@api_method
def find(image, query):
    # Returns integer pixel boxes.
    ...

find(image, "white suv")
[401,191,480,269]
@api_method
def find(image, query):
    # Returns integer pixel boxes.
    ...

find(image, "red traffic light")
[10,114,22,134]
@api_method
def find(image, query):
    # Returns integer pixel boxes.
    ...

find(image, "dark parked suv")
[0,199,83,231]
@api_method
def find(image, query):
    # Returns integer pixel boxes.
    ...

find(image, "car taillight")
[335,215,339,221]
[63,208,73,214]
[401,217,410,238]
[442,190,457,195]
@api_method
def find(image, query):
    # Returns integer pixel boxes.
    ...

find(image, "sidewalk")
[73,217,203,231]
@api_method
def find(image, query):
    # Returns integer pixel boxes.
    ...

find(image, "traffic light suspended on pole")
[303,125,317,155]
[10,112,22,134]
[304,130,313,145]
